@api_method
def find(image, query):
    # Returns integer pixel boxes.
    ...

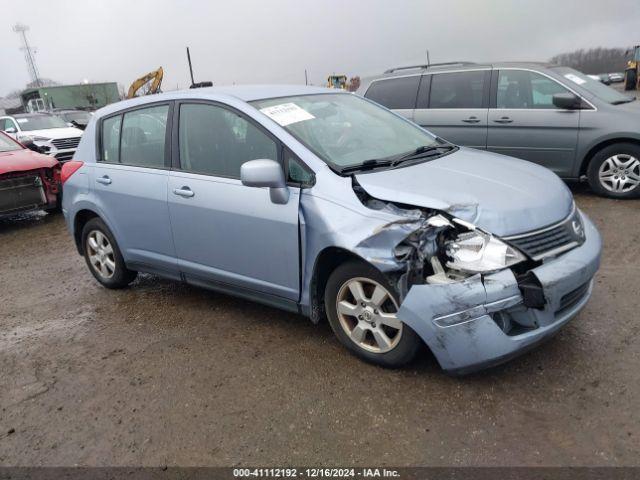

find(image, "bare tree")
[549,47,632,74]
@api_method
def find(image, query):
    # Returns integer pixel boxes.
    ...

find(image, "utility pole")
[305,69,308,86]
[425,49,431,67]
[13,23,41,87]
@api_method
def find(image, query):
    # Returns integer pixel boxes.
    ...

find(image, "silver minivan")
[62,86,601,374]
[358,62,640,198]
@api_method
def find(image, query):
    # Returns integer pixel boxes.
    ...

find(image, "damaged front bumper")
[397,211,601,374]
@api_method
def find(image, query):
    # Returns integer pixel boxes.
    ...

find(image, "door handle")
[173,186,195,198]
[493,117,513,124]
[96,176,112,185]
[462,116,481,123]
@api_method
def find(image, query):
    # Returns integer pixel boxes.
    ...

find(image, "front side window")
[429,71,487,108]
[497,70,569,109]
[251,93,438,170]
[178,103,277,178]
[364,76,420,110]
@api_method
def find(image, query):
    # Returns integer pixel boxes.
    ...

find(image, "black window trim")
[283,145,316,188]
[96,100,174,170]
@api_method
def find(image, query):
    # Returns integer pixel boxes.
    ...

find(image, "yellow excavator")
[126,67,164,99]
[624,46,640,91]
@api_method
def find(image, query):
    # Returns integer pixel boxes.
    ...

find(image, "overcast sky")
[1,0,639,97]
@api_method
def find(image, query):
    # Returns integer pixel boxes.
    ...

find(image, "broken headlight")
[445,230,525,273]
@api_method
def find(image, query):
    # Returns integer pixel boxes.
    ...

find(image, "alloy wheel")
[87,230,116,279]
[598,154,640,193]
[336,277,402,353]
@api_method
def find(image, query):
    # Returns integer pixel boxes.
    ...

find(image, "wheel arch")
[308,246,377,324]
[73,209,101,254]
[579,137,640,176]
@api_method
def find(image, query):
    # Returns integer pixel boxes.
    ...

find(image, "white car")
[0,113,83,162]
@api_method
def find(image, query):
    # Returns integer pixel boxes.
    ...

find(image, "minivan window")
[364,76,420,109]
[497,70,569,109]
[251,93,438,170]
[120,105,169,168]
[551,66,633,104]
[178,103,278,178]
[429,71,486,109]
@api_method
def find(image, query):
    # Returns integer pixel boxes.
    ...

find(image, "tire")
[325,260,422,368]
[81,217,137,289]
[624,69,637,91]
[587,143,640,199]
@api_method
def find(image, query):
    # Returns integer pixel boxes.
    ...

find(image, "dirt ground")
[0,184,639,467]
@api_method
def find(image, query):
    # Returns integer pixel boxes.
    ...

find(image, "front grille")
[51,137,80,149]
[0,175,46,214]
[504,208,583,260]
[557,281,591,314]
[54,151,75,162]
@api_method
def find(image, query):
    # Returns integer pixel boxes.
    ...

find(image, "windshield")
[0,133,22,153]
[15,115,69,131]
[251,93,439,170]
[61,111,91,123]
[552,67,633,104]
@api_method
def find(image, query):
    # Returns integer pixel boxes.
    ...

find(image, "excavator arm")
[126,67,164,99]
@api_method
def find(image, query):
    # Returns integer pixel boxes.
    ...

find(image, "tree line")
[549,47,633,74]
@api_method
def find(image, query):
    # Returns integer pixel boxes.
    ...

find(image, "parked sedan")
[0,113,83,162]
[0,131,61,217]
[61,86,601,374]
[358,62,639,198]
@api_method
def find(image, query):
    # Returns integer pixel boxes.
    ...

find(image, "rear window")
[364,76,420,109]
[429,71,487,109]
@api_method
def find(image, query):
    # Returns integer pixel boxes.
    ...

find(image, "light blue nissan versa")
[61,86,602,374]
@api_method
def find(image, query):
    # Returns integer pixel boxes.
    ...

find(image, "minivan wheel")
[587,143,640,199]
[81,217,137,289]
[325,261,421,368]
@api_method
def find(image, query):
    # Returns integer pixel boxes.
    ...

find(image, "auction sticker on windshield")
[260,103,315,126]
[564,73,587,85]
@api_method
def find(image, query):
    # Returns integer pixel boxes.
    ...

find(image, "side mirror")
[4,127,17,134]
[552,93,582,110]
[240,159,289,204]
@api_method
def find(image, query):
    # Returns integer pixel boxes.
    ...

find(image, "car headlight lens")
[445,230,526,273]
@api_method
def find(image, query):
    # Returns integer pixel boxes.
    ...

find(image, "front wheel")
[587,143,640,198]
[325,261,421,368]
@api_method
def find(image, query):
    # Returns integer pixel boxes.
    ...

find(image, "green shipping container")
[21,83,120,111]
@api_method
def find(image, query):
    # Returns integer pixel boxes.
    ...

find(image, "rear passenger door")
[413,70,490,149]
[487,69,580,175]
[93,103,178,278]
[167,101,301,303]
[363,75,420,120]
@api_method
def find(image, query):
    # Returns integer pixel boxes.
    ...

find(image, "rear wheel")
[587,143,640,199]
[325,261,421,368]
[81,218,137,288]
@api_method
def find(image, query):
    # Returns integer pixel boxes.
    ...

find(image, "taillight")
[61,161,84,184]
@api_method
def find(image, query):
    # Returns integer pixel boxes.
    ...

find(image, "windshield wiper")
[338,158,394,174]
[391,144,456,166]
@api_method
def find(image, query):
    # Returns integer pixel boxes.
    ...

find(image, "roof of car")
[360,61,560,86]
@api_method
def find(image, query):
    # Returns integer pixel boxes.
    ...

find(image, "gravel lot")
[0,185,638,467]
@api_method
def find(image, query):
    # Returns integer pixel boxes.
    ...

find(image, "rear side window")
[178,103,278,178]
[100,104,169,167]
[364,76,420,109]
[120,105,169,167]
[101,115,121,163]
[429,71,487,108]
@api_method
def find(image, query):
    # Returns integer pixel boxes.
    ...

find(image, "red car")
[0,131,61,217]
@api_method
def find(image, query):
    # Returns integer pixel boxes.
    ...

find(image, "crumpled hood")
[0,149,59,175]
[355,147,574,237]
